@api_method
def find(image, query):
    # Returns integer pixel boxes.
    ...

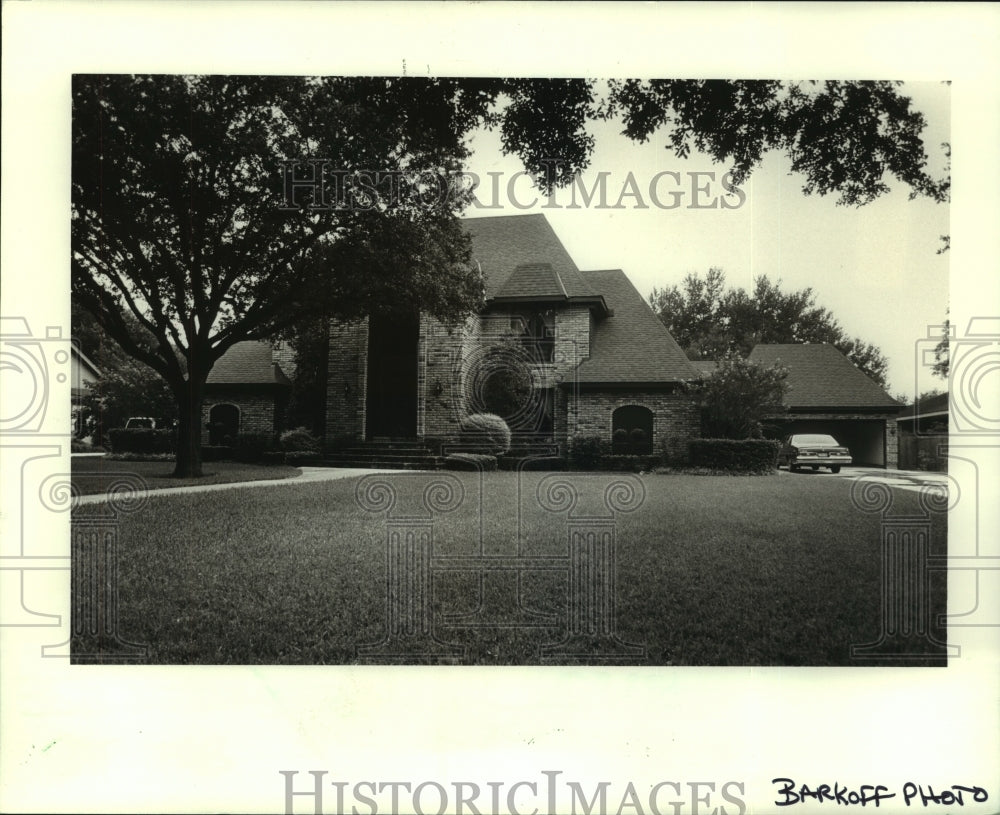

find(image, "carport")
[750,344,902,469]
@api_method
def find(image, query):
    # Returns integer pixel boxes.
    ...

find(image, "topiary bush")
[461,413,511,455]
[568,434,604,470]
[280,426,321,453]
[688,438,781,473]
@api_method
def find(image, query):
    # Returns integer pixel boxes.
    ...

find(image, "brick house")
[205,213,899,467]
[323,213,702,458]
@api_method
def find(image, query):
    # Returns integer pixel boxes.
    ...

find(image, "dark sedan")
[779,433,852,473]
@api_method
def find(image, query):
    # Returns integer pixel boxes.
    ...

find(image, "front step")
[320,440,442,470]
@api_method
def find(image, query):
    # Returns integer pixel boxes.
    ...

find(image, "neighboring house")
[896,391,949,435]
[71,342,101,437]
[71,342,101,400]
[748,343,901,468]
[201,341,293,445]
[896,391,948,471]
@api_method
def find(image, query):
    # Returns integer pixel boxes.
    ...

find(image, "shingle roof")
[897,391,949,420]
[748,343,898,409]
[464,214,595,300]
[572,270,702,384]
[207,341,291,386]
[495,263,568,300]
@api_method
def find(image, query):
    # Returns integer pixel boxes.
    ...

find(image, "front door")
[366,312,419,438]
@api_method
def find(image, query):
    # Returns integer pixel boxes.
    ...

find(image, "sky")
[459,81,951,398]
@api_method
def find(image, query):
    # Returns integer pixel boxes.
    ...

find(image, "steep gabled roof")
[748,343,898,409]
[495,263,568,300]
[464,214,595,300]
[572,269,702,385]
[207,341,291,386]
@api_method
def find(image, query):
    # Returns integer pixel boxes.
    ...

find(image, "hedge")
[568,434,604,469]
[688,438,781,472]
[107,427,176,455]
[443,453,498,471]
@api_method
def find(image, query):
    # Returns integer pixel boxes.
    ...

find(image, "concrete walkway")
[74,466,412,506]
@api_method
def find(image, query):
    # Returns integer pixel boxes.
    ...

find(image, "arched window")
[208,403,240,445]
[612,405,654,454]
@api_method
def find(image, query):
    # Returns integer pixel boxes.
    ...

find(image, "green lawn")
[70,471,947,666]
[71,456,301,495]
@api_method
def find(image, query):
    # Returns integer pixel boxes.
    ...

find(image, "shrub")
[444,452,498,471]
[107,427,176,455]
[261,451,288,466]
[461,413,511,455]
[568,434,604,469]
[688,438,781,473]
[232,432,276,463]
[280,426,321,453]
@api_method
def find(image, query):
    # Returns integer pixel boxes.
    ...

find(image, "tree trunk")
[173,377,206,478]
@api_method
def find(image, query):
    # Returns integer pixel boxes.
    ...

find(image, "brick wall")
[422,315,477,438]
[325,318,368,443]
[419,306,593,441]
[566,389,701,462]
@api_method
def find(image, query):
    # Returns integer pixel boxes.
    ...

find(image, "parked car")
[779,433,852,473]
[124,417,157,429]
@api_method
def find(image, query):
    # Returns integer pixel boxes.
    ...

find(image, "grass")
[71,455,301,495]
[70,471,947,666]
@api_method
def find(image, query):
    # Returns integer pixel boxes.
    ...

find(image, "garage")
[766,417,888,467]
[749,344,902,469]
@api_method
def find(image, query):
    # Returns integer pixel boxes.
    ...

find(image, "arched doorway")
[612,405,654,454]
[208,403,240,445]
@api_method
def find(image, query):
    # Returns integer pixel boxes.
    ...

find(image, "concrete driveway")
[778,464,950,495]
